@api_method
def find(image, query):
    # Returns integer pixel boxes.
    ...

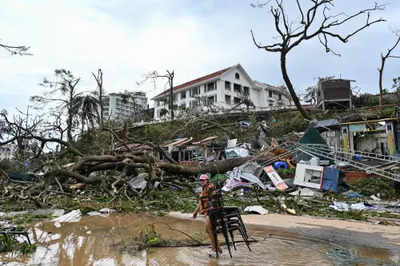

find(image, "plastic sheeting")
[225,147,249,159]
[244,205,269,215]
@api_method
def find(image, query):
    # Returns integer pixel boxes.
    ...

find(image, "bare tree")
[0,41,31,55]
[31,69,82,144]
[378,32,400,106]
[142,70,175,120]
[251,0,385,119]
[92,69,105,127]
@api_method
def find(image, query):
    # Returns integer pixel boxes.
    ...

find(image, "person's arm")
[193,201,201,219]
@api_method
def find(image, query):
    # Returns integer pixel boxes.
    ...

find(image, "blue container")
[273,161,288,169]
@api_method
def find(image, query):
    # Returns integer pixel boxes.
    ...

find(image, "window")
[243,86,249,96]
[207,82,216,92]
[225,95,231,104]
[234,97,241,104]
[278,94,282,100]
[268,90,273,98]
[181,91,186,99]
[225,81,231,90]
[207,95,216,104]
[190,86,200,97]
[235,73,240,79]
[190,100,199,107]
[234,83,242,93]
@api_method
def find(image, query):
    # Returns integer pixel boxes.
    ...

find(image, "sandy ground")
[169,212,400,253]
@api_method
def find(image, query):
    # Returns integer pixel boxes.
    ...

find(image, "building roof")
[311,119,340,129]
[152,66,232,100]
[253,80,289,96]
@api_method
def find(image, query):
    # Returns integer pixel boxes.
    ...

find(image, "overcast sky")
[1,0,399,115]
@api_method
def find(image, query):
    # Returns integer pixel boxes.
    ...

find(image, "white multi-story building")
[152,64,292,120]
[0,143,16,160]
[103,91,148,120]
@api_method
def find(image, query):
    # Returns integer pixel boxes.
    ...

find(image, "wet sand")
[170,212,400,255]
[1,212,399,265]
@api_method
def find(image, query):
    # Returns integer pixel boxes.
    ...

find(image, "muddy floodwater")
[0,213,398,265]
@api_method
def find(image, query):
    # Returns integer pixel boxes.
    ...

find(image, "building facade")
[315,79,353,110]
[103,91,148,120]
[0,143,16,160]
[152,64,292,120]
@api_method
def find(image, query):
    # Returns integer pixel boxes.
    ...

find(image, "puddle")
[0,213,397,265]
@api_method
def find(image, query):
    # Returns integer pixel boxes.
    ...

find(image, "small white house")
[152,64,292,120]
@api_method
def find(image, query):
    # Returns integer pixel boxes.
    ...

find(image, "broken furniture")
[294,163,340,192]
[208,207,251,258]
[263,165,288,191]
[294,164,324,190]
[207,185,252,258]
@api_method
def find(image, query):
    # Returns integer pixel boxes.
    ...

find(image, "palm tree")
[75,94,99,134]
[31,69,81,144]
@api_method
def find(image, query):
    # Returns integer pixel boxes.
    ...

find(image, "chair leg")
[238,226,252,251]
[213,232,219,258]
[229,230,236,250]
[221,221,232,258]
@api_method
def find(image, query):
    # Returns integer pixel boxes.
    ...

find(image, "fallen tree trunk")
[156,157,251,176]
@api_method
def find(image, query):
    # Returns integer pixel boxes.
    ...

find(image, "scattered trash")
[280,203,296,215]
[321,166,339,192]
[70,183,85,190]
[273,161,288,169]
[224,167,265,190]
[9,172,37,183]
[290,187,323,198]
[239,121,251,128]
[370,195,381,201]
[128,173,148,194]
[244,205,269,215]
[226,139,237,148]
[263,165,288,191]
[99,208,116,214]
[293,164,324,190]
[52,209,81,228]
[329,202,371,212]
[222,178,253,192]
[343,190,364,198]
[225,147,249,159]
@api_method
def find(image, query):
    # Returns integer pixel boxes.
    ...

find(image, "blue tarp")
[321,167,339,192]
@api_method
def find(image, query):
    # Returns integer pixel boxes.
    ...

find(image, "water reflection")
[0,213,397,265]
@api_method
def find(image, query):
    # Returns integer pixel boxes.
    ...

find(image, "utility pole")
[167,70,175,120]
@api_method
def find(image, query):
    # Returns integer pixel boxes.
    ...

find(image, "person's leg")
[205,215,221,252]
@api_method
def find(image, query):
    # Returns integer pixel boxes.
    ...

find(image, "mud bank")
[170,212,400,261]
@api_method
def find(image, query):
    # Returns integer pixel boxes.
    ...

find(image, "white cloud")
[1,0,400,114]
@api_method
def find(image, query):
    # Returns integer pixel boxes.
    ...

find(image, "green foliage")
[277,168,295,179]
[0,235,36,254]
[268,111,308,137]
[350,177,397,200]
[134,224,170,250]
[0,159,21,175]
[145,190,197,213]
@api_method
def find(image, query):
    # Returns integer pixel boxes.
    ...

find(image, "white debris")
[99,208,116,214]
[290,187,323,198]
[52,209,81,227]
[244,205,269,215]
